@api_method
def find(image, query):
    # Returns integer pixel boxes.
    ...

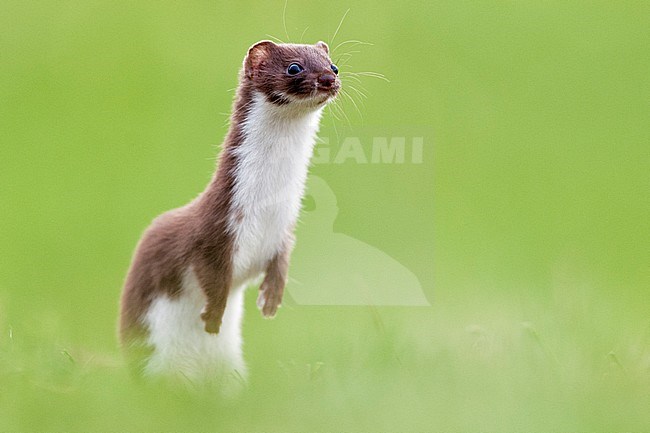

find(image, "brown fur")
[119,40,338,358]
[258,233,294,318]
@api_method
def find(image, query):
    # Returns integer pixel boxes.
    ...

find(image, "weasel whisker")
[299,26,310,43]
[332,39,373,54]
[282,0,291,42]
[265,33,286,44]
[329,8,351,47]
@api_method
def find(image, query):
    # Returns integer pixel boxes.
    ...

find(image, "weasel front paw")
[257,285,282,319]
[200,307,222,334]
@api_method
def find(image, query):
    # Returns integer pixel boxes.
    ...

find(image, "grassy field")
[1,1,649,431]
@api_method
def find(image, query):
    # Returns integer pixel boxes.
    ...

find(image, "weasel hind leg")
[142,277,247,395]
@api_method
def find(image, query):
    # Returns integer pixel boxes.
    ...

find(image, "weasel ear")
[316,41,329,54]
[244,40,277,79]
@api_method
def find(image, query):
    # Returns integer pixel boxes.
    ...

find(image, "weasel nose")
[318,73,336,88]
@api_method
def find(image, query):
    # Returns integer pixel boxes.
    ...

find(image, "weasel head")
[243,40,340,111]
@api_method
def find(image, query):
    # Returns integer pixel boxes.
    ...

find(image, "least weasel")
[118,40,340,386]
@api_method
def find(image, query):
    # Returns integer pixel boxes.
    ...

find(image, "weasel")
[118,40,340,387]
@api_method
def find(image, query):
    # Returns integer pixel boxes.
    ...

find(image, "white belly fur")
[229,92,323,283]
[144,268,246,391]
[143,93,322,388]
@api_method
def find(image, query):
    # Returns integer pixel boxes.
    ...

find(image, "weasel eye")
[287,63,304,75]
[331,64,339,75]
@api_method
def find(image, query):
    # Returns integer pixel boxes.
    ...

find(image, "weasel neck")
[226,91,325,279]
[234,90,324,159]
[199,90,323,225]
[228,90,323,211]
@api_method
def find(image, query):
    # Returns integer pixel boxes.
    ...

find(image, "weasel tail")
[118,40,340,392]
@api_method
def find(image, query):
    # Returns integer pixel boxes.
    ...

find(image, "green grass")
[2,292,649,432]
[1,0,649,431]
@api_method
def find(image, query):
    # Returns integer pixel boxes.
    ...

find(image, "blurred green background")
[1,0,649,431]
